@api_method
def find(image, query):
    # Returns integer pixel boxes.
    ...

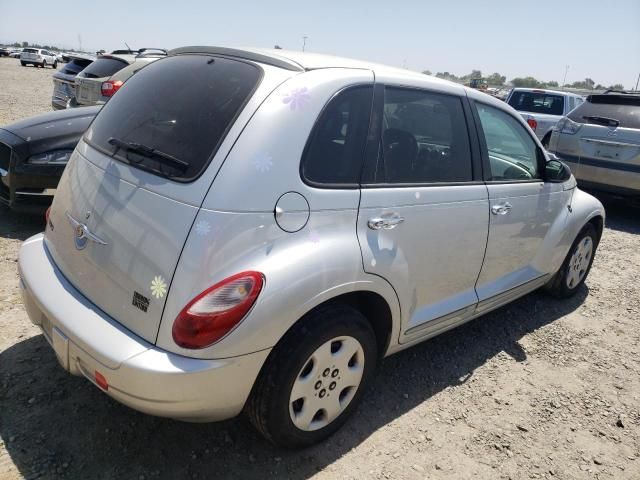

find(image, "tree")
[422,70,432,75]
[609,83,625,90]
[585,78,595,89]
[510,76,544,88]
[546,80,559,87]
[21,41,28,48]
[486,72,506,86]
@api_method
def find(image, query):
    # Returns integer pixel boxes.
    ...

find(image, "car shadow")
[0,204,44,241]
[0,287,587,480]
[585,192,639,235]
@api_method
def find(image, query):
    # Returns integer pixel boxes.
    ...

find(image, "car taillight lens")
[172,271,264,349]
[526,118,538,131]
[556,117,582,135]
[45,206,51,223]
[101,80,123,97]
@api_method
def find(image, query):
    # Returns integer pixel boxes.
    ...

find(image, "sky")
[1,0,639,88]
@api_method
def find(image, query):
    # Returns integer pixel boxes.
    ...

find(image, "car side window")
[476,103,541,181]
[368,87,472,184]
[301,86,373,186]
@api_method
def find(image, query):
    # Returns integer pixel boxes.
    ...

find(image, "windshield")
[508,91,565,115]
[84,55,262,181]
[568,94,640,129]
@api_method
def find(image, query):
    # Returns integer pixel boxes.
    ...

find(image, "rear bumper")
[557,153,640,197]
[18,234,270,421]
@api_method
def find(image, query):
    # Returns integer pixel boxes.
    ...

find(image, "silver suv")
[19,47,605,448]
[548,91,640,199]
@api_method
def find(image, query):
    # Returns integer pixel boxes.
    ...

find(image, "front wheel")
[246,304,378,448]
[545,223,598,298]
[52,60,57,69]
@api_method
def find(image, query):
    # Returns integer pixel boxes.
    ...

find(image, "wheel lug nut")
[331,369,339,378]
[315,381,322,390]
[319,389,326,398]
[323,368,330,377]
[329,381,336,390]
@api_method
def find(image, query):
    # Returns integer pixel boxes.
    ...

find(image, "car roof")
[99,53,138,63]
[511,87,581,98]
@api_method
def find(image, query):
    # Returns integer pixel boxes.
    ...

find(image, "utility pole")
[77,34,82,52]
[302,35,308,52]
[635,72,639,91]
[562,65,569,90]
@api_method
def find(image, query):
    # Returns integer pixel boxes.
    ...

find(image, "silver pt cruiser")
[19,47,605,447]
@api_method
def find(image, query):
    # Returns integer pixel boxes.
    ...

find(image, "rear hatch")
[75,56,129,105]
[565,93,640,189]
[21,48,40,61]
[44,54,264,343]
[508,90,565,135]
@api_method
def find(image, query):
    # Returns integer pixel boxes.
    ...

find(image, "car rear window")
[508,91,565,116]
[84,55,261,182]
[61,58,93,75]
[79,57,129,78]
[23,48,38,54]
[568,94,640,129]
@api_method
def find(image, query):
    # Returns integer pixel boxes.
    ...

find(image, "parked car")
[507,88,584,147]
[19,46,604,448]
[0,106,100,211]
[20,48,58,68]
[0,46,14,57]
[9,49,22,58]
[51,55,95,110]
[548,91,640,198]
[74,49,166,107]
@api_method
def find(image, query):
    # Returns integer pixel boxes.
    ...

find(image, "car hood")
[0,106,101,142]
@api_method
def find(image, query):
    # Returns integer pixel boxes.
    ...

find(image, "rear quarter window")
[62,58,93,75]
[79,57,129,79]
[84,55,262,182]
[568,95,640,129]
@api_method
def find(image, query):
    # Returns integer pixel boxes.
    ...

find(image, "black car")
[0,106,100,212]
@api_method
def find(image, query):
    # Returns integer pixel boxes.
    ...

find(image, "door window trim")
[469,99,546,184]
[360,84,483,188]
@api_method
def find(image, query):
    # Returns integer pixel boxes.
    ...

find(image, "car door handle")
[368,215,405,230]
[491,202,513,215]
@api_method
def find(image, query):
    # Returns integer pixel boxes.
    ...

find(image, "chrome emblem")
[66,211,107,250]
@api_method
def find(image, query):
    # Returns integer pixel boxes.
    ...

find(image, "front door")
[472,102,569,310]
[357,86,489,341]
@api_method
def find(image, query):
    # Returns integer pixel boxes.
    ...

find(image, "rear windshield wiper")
[582,115,620,128]
[108,137,189,172]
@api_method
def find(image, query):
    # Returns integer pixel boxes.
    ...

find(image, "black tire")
[246,303,378,448]
[52,61,57,69]
[20,61,26,67]
[545,223,598,298]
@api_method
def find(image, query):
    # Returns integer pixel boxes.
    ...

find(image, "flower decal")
[253,152,273,173]
[194,220,211,236]
[150,276,167,299]
[283,87,311,111]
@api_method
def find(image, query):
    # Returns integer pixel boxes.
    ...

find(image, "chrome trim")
[65,211,108,246]
[15,188,57,196]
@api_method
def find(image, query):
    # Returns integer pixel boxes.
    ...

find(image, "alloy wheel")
[566,236,593,289]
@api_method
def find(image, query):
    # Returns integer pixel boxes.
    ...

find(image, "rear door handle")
[491,202,512,215]
[368,214,405,230]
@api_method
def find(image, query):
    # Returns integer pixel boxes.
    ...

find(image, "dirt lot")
[0,56,639,479]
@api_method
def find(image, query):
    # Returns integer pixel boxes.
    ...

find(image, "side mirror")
[545,158,572,182]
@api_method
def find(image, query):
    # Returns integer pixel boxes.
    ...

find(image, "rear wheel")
[20,61,26,67]
[545,223,598,298]
[246,304,378,448]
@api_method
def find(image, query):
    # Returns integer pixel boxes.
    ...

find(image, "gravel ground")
[0,56,639,479]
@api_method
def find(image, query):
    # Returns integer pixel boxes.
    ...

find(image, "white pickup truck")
[506,88,584,147]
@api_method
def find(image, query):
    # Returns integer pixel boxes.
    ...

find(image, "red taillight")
[527,118,538,131]
[101,80,123,97]
[95,371,109,391]
[172,271,264,349]
[45,206,51,224]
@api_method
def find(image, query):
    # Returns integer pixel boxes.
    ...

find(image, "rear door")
[357,85,489,340]
[472,101,569,310]
[565,94,640,193]
[45,54,286,343]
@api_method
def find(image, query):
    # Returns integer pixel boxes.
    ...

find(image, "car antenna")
[124,42,132,54]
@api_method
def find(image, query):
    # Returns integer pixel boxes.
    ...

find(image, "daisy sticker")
[150,276,167,299]
[253,152,273,173]
[283,87,311,111]
[194,220,211,236]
